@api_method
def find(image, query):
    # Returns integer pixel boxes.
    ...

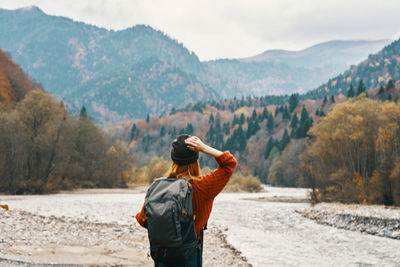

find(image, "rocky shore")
[0,204,250,266]
[299,203,400,239]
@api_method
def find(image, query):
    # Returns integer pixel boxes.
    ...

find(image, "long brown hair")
[168,160,201,181]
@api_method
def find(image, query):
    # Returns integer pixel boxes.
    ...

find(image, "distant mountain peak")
[15,5,44,13]
[240,39,392,63]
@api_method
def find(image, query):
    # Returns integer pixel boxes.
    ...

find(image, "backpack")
[144,177,199,264]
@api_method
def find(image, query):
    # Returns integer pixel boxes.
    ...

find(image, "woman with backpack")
[136,134,237,267]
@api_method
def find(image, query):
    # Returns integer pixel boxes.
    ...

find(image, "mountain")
[305,38,400,99]
[0,48,39,107]
[205,40,391,96]
[64,58,217,123]
[0,6,391,122]
[0,6,216,122]
[240,40,390,67]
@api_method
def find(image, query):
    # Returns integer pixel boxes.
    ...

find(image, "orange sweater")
[136,151,237,237]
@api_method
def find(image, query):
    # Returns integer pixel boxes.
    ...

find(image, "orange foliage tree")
[302,95,400,205]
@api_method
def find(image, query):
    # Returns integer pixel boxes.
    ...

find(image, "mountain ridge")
[0,6,392,122]
[239,40,391,63]
[304,38,400,99]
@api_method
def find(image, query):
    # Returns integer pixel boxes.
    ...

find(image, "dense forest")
[1,35,400,205]
[122,79,400,206]
[121,92,327,183]
[0,50,134,194]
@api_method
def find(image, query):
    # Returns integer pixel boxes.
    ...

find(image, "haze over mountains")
[306,38,400,99]
[0,6,391,122]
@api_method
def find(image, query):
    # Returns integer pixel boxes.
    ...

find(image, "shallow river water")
[2,187,400,267]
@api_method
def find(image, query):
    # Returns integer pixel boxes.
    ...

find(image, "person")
[136,134,237,266]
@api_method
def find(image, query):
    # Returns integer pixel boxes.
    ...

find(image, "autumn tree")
[302,95,400,205]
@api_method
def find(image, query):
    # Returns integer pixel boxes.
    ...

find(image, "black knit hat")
[171,134,199,165]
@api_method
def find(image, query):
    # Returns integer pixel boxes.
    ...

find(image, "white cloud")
[0,0,399,60]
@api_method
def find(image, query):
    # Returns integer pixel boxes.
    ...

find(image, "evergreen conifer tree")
[209,114,215,123]
[289,93,299,113]
[347,85,355,98]
[279,129,290,151]
[146,114,150,123]
[171,127,176,137]
[206,125,214,140]
[223,122,230,135]
[130,123,137,141]
[185,123,194,135]
[239,113,245,124]
[386,79,395,90]
[290,113,298,128]
[80,105,87,119]
[246,119,260,138]
[262,107,268,121]
[228,101,235,112]
[378,85,385,95]
[264,138,275,159]
[299,105,309,125]
[267,113,274,133]
[356,80,366,96]
[236,125,246,151]
[215,113,221,132]
[322,96,328,107]
[296,106,312,138]
[252,109,257,121]
[160,125,166,137]
[282,106,291,121]
[232,114,238,125]
[247,96,252,107]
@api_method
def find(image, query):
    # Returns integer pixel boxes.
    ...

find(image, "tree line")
[128,80,400,206]
[302,95,400,206]
[0,90,133,194]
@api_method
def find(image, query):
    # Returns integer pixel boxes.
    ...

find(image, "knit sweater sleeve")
[193,151,237,199]
[135,203,147,228]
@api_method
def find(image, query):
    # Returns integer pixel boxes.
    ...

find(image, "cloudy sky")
[1,0,399,61]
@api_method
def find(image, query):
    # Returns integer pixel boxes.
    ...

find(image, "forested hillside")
[120,93,330,185]
[0,48,39,106]
[120,77,400,205]
[207,40,390,96]
[305,39,400,99]
[0,6,218,122]
[64,58,217,123]
[303,95,400,206]
[0,6,389,122]
[0,52,134,194]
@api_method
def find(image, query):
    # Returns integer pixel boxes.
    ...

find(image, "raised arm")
[185,136,237,199]
[185,136,223,157]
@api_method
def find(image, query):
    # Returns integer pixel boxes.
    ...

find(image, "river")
[2,187,400,266]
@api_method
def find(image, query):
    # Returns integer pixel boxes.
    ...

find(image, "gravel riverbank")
[299,203,400,239]
[0,192,250,267]
[2,189,400,266]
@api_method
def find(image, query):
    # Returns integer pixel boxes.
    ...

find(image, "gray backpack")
[144,177,198,264]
